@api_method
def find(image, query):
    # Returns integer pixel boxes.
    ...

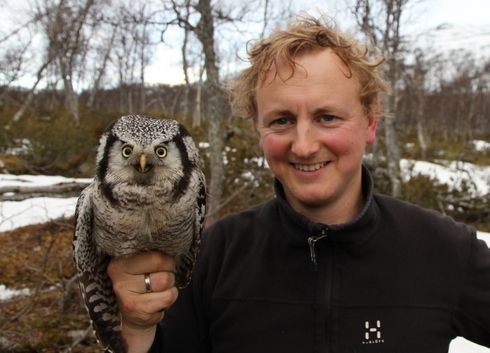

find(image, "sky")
[146,0,490,85]
[415,0,490,27]
[1,0,489,86]
[293,0,490,28]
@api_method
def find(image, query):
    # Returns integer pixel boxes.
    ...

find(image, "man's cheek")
[260,135,288,158]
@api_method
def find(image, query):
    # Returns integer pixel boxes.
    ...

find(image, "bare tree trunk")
[192,60,205,127]
[61,59,80,125]
[139,68,146,113]
[12,59,51,123]
[170,87,183,116]
[37,0,96,125]
[385,113,401,196]
[413,53,429,159]
[195,0,225,223]
[416,120,428,158]
[88,24,118,109]
[181,0,192,118]
[128,88,133,114]
[385,68,401,197]
[64,0,95,125]
[139,22,148,113]
[352,0,408,197]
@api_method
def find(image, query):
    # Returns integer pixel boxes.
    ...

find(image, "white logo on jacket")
[362,320,385,344]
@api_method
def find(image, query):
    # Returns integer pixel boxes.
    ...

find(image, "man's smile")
[292,161,329,172]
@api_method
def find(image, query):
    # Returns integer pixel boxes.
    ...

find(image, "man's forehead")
[257,48,354,88]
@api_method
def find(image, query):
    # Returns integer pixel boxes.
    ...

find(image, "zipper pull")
[307,229,328,272]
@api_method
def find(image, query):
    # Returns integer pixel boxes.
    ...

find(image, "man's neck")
[287,190,364,225]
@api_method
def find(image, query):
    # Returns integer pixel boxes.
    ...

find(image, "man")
[108,16,490,353]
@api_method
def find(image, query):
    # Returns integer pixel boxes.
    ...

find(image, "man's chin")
[289,193,333,210]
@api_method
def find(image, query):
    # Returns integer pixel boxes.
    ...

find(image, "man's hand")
[107,251,178,353]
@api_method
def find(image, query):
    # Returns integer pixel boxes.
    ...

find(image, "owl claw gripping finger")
[73,115,206,353]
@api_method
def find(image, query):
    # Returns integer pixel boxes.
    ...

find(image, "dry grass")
[0,219,100,353]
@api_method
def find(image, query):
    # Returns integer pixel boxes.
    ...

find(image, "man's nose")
[291,120,320,158]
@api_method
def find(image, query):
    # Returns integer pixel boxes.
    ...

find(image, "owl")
[73,115,206,353]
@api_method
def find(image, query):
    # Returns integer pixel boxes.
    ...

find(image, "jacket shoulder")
[199,198,276,256]
[373,193,476,244]
[203,199,274,238]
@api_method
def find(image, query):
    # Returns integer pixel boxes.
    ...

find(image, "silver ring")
[144,273,152,293]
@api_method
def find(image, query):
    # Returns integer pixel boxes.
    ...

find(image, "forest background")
[0,0,489,351]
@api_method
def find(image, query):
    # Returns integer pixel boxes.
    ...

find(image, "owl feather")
[73,115,206,353]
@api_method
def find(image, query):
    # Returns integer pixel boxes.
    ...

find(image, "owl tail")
[79,257,127,353]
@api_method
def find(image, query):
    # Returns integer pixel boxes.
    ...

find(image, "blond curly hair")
[229,16,390,120]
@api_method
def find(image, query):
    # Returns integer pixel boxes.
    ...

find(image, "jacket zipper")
[307,228,328,272]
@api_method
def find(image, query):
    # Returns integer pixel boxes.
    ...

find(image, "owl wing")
[73,184,127,353]
[175,172,207,288]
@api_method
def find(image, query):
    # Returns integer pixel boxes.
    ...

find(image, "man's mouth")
[293,161,329,172]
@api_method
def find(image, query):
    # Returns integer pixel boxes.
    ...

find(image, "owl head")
[95,115,200,194]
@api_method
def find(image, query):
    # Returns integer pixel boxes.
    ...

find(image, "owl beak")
[137,153,152,173]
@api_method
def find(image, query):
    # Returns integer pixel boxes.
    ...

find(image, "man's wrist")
[122,323,157,353]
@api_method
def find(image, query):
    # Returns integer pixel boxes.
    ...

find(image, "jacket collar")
[273,165,379,248]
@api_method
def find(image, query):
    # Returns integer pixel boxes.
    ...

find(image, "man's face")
[255,49,377,224]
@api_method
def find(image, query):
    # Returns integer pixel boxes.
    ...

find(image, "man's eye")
[271,117,290,126]
[320,114,336,122]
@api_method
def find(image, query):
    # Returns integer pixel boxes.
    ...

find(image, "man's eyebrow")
[262,108,295,117]
[313,106,337,114]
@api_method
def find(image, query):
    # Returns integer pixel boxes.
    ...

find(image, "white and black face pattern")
[95,115,199,199]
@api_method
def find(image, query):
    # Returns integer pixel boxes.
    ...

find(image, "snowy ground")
[0,160,489,352]
[400,159,490,196]
[0,174,91,232]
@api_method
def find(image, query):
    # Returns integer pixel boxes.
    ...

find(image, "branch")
[205,180,252,218]
[169,0,196,31]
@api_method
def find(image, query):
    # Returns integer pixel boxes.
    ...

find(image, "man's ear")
[366,100,380,145]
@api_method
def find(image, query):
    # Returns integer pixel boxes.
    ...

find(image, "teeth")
[294,162,327,172]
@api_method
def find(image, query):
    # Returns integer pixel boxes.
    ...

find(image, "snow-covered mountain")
[410,23,490,62]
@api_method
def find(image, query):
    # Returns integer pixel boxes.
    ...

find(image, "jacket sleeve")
[148,284,211,353]
[452,232,490,347]
[148,228,216,353]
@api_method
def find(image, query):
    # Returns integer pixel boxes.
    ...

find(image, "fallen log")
[0,181,91,201]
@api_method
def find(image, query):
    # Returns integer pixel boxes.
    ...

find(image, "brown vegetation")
[0,219,99,352]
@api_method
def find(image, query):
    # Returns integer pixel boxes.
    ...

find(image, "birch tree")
[168,0,237,223]
[352,0,412,197]
[37,0,98,125]
[87,22,119,109]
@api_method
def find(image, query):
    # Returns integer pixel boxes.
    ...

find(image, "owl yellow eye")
[155,145,167,158]
[121,145,133,158]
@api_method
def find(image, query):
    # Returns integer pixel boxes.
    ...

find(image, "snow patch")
[472,140,490,152]
[0,284,30,301]
[400,159,490,196]
[0,197,79,232]
[449,337,490,353]
[477,231,490,247]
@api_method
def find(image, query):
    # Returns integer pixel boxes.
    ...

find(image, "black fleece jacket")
[150,167,490,353]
